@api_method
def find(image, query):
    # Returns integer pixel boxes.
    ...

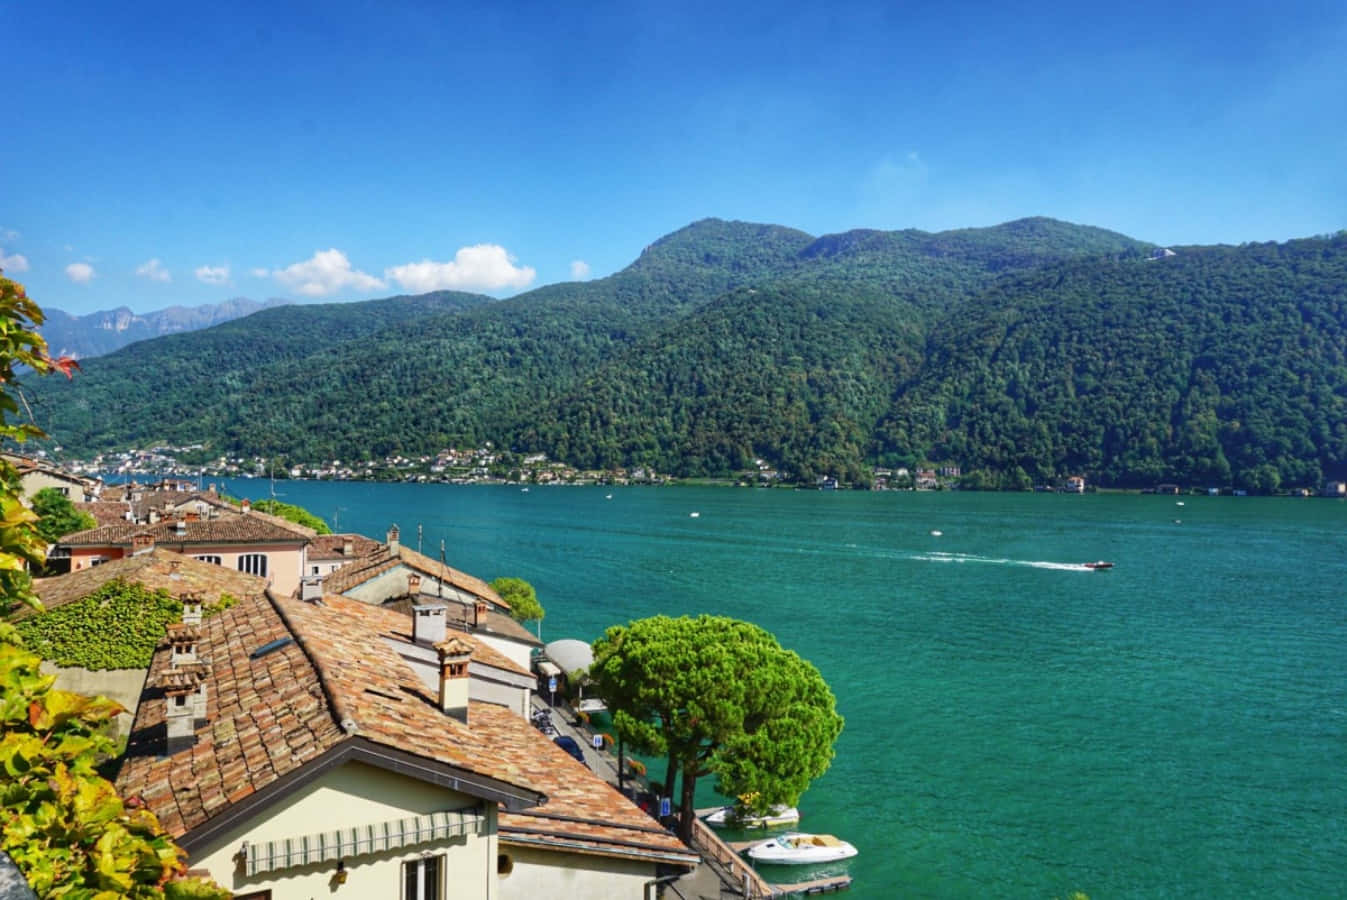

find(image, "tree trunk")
[677,759,699,844]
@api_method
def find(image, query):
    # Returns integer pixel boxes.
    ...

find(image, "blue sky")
[4,1,1344,316]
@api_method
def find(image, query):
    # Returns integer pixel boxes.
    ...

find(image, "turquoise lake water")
[219,481,1347,898]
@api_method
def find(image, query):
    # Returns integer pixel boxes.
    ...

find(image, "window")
[195,555,223,565]
[403,856,441,900]
[311,565,320,575]
[238,553,268,577]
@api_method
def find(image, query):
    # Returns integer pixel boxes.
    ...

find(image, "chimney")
[413,604,447,645]
[131,532,155,556]
[157,664,209,752]
[181,594,203,626]
[407,572,422,596]
[174,519,187,537]
[163,683,196,754]
[241,499,251,514]
[343,537,354,557]
[166,623,199,666]
[434,637,473,723]
[300,575,324,602]
[387,524,400,554]
[473,599,488,628]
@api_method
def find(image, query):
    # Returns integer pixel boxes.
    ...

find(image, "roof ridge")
[265,592,360,737]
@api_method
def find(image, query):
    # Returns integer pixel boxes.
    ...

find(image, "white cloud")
[273,249,384,297]
[569,260,591,280]
[0,250,29,273]
[195,264,231,285]
[385,244,536,293]
[249,267,269,278]
[136,258,171,282]
[65,262,95,283]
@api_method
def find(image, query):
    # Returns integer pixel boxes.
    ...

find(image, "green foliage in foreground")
[490,576,543,626]
[0,624,229,899]
[0,273,226,898]
[14,580,236,671]
[32,486,96,543]
[591,614,843,843]
[248,498,332,534]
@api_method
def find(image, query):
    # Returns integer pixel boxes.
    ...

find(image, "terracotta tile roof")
[488,701,696,864]
[29,549,268,617]
[307,533,381,562]
[75,500,134,528]
[115,591,345,838]
[320,541,507,610]
[59,516,309,547]
[115,589,692,866]
[325,595,532,678]
[381,596,542,649]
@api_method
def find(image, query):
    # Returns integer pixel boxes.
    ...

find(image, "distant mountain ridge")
[41,297,293,359]
[27,216,1347,490]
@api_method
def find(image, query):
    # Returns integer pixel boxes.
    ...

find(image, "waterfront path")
[532,693,763,898]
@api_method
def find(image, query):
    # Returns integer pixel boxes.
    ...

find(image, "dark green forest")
[24,218,1347,490]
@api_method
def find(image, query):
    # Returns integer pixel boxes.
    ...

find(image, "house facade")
[58,516,310,596]
[114,589,696,900]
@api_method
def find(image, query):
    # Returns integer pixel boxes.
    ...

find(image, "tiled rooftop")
[322,594,531,677]
[307,532,382,561]
[321,541,508,610]
[30,549,268,617]
[59,515,310,547]
[114,589,690,864]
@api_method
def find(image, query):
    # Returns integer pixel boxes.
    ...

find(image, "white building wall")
[475,633,533,673]
[191,760,498,900]
[499,844,658,900]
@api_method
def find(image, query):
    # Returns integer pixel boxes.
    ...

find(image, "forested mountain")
[40,297,291,360]
[25,217,1347,489]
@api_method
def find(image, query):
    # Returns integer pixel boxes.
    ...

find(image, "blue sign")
[547,676,557,692]
[659,797,671,817]
[592,734,603,749]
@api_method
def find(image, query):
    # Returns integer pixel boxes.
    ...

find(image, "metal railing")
[688,816,775,899]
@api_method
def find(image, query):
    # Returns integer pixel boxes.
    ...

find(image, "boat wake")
[910,551,1089,572]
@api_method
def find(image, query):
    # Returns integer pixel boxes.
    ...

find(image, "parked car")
[553,735,587,766]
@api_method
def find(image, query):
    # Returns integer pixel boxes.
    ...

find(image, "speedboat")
[746,832,857,864]
[1083,561,1114,570]
[704,804,800,829]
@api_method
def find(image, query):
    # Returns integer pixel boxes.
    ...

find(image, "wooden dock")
[770,874,853,895]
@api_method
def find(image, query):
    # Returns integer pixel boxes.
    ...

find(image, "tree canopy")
[248,498,332,534]
[590,614,843,842]
[31,487,96,543]
[489,577,543,629]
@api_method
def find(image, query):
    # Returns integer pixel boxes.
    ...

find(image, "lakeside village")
[6,452,855,900]
[55,442,1347,496]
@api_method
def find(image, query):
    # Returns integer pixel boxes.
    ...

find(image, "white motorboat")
[745,832,857,864]
[703,804,800,829]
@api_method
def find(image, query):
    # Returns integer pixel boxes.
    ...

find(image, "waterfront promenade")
[531,694,764,899]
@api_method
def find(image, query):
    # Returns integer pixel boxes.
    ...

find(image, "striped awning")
[243,806,486,875]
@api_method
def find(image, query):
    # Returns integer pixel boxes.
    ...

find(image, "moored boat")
[704,804,800,829]
[745,832,857,864]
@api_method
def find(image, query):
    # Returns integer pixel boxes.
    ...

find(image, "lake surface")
[220,480,1347,898]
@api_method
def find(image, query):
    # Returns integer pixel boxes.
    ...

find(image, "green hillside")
[27,218,1346,490]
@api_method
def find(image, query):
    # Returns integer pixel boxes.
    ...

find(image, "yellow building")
[115,589,696,899]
